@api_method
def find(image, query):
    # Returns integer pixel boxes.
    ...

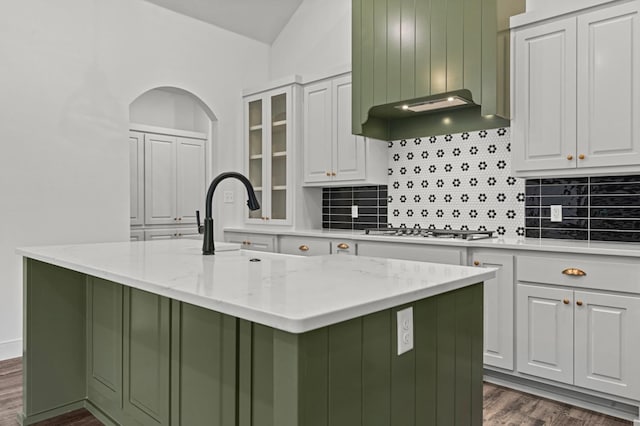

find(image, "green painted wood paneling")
[238,320,253,426]
[298,329,329,426]
[447,0,465,91]
[328,319,363,426]
[436,290,458,424]
[362,311,391,426]
[414,0,432,96]
[123,288,170,426]
[23,259,86,418]
[481,0,498,115]
[430,0,448,94]
[464,0,483,102]
[391,305,416,426]
[87,278,123,423]
[352,0,363,134]
[455,285,474,426]
[172,302,237,426]
[273,331,300,426]
[386,0,402,103]
[400,0,416,100]
[373,0,388,106]
[252,324,275,426]
[470,283,485,426]
[414,295,438,425]
[361,0,376,130]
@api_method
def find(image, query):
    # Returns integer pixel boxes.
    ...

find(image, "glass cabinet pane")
[248,99,263,220]
[271,93,287,221]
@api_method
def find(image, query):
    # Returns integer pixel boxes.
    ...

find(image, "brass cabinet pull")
[473,260,480,266]
[567,154,573,160]
[578,154,585,160]
[562,268,586,276]
[563,298,570,305]
[178,217,182,221]
[337,243,349,250]
[326,172,331,176]
[331,172,336,176]
[576,300,583,306]
[299,245,309,252]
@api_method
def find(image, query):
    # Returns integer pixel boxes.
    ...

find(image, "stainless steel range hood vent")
[396,95,473,113]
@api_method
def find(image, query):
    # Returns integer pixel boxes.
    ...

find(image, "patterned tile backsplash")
[388,127,526,238]
[525,175,640,242]
[322,186,388,230]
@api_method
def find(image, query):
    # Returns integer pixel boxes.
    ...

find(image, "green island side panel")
[240,283,484,426]
[23,259,87,419]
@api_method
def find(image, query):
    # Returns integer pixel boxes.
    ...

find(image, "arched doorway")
[128,87,216,241]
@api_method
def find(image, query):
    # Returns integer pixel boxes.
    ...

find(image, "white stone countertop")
[224,227,640,258]
[17,239,495,334]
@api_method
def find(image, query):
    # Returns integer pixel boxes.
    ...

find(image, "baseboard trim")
[485,370,640,422]
[0,339,22,361]
[19,400,85,425]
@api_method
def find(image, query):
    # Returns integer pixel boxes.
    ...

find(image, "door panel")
[144,134,177,225]
[577,3,640,168]
[333,76,366,181]
[129,132,144,226]
[176,137,205,224]
[574,290,640,400]
[517,284,573,384]
[303,82,333,183]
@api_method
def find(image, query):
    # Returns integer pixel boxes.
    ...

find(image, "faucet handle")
[196,210,204,234]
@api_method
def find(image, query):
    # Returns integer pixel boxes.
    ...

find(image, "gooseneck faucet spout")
[201,172,260,255]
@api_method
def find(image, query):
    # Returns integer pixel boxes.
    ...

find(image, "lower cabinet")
[357,241,464,265]
[88,279,170,426]
[144,228,200,241]
[517,283,640,400]
[469,250,514,371]
[279,236,331,256]
[224,232,276,252]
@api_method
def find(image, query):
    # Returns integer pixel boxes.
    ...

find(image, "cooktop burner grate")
[364,228,495,240]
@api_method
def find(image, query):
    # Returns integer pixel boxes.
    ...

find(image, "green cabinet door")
[122,288,171,426]
[87,277,123,423]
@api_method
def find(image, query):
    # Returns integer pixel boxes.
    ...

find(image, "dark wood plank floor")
[0,357,632,425]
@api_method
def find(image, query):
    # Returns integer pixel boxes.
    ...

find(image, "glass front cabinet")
[244,86,295,225]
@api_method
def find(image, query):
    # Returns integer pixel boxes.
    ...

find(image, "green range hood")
[352,0,525,141]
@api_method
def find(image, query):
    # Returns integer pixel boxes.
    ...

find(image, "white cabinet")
[356,241,464,264]
[130,229,144,241]
[512,1,640,176]
[144,134,205,226]
[144,228,200,241]
[279,236,331,256]
[224,232,276,253]
[303,75,386,186]
[516,253,640,401]
[470,251,514,371]
[244,86,296,225]
[331,239,356,255]
[130,131,144,226]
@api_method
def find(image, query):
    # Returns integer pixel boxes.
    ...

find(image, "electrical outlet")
[397,307,414,355]
[351,205,359,218]
[223,191,234,203]
[550,205,562,222]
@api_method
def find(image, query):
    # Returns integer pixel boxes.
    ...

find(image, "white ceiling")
[142,0,304,44]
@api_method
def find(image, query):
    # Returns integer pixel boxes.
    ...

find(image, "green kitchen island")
[17,239,494,426]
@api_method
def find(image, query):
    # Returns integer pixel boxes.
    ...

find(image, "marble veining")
[17,239,495,333]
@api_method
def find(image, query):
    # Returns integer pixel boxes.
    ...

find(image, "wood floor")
[0,357,632,425]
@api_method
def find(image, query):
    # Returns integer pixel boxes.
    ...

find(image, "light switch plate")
[397,307,414,355]
[351,205,359,218]
[550,205,562,222]
[223,191,234,203]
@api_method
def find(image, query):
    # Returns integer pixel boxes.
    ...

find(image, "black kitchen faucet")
[197,172,260,255]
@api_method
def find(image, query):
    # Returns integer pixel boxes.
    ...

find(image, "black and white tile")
[388,128,526,238]
[322,186,388,230]
[525,175,640,242]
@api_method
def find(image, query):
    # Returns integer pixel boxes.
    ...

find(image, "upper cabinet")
[129,131,144,226]
[303,74,386,186]
[352,0,524,141]
[244,85,298,225]
[144,133,205,225]
[511,0,640,177]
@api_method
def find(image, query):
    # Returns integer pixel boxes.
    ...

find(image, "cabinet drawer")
[517,256,640,293]
[331,239,356,255]
[357,242,464,265]
[279,236,331,256]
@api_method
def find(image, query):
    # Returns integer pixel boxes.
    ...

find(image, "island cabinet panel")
[22,260,87,422]
[170,302,237,426]
[122,288,171,426]
[238,284,483,426]
[87,278,123,422]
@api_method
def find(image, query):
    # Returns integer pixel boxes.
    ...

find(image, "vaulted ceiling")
[142,0,304,44]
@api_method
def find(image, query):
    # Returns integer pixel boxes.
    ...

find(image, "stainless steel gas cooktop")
[364,228,495,240]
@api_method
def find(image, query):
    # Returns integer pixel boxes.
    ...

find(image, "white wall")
[130,88,211,133]
[270,0,352,80]
[0,0,269,360]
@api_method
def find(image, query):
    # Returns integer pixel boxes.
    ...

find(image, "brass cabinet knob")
[473,260,480,266]
[331,172,336,176]
[563,298,570,305]
[578,154,585,160]
[177,233,182,237]
[562,268,586,276]
[326,172,331,176]
[337,243,349,250]
[178,217,182,221]
[299,245,309,252]
[576,300,583,306]
[567,154,574,160]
